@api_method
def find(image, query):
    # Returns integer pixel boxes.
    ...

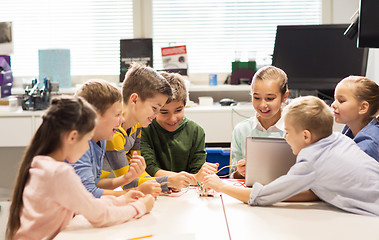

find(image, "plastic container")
[206,148,231,176]
[209,74,217,86]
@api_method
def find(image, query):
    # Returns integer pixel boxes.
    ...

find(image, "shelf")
[189,84,251,92]
[12,84,251,95]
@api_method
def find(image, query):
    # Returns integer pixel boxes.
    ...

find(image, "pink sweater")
[14,156,146,240]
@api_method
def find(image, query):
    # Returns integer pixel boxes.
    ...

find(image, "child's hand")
[195,162,219,182]
[136,180,161,198]
[122,152,146,182]
[236,159,246,177]
[139,194,155,213]
[123,190,145,203]
[167,171,195,190]
[203,174,225,192]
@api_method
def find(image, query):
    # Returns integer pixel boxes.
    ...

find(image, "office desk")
[55,185,379,240]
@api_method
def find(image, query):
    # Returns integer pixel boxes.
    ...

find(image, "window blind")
[1,0,132,77]
[152,0,321,73]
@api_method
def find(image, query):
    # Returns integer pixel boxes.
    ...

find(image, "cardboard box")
[161,45,188,69]
[0,83,12,99]
[0,96,17,111]
[0,70,12,85]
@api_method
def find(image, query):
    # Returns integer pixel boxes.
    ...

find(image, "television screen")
[358,0,379,48]
[272,24,369,98]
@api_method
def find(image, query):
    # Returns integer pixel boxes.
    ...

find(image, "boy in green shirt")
[141,72,218,188]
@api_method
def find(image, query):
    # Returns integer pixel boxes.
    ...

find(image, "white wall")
[332,0,359,23]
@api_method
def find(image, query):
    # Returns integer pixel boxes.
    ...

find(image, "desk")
[0,108,43,147]
[55,185,379,240]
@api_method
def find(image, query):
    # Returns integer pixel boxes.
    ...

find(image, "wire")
[158,185,191,197]
[231,105,253,119]
[220,194,232,240]
[225,179,246,187]
[231,104,253,131]
[217,173,231,178]
[215,162,243,174]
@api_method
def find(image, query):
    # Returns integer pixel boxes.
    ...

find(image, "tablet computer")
[245,137,296,187]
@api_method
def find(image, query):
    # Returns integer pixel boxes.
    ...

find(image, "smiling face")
[156,100,185,132]
[331,82,361,125]
[93,100,124,142]
[252,79,287,125]
[133,93,169,128]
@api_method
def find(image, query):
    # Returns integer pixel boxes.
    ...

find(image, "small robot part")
[197,183,215,197]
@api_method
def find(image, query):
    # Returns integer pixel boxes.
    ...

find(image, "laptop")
[245,137,297,187]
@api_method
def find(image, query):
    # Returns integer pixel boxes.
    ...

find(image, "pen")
[126,234,153,240]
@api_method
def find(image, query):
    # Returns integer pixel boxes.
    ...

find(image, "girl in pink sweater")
[6,96,154,240]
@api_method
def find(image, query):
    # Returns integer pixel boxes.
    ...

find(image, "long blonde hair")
[6,96,97,239]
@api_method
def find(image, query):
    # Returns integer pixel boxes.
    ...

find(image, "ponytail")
[6,96,96,239]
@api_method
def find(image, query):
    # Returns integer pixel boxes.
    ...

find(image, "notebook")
[245,137,297,187]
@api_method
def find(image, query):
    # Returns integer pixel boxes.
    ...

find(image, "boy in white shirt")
[204,96,379,216]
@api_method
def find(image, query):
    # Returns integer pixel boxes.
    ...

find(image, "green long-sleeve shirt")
[141,117,206,176]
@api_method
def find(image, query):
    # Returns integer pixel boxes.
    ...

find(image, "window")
[1,0,132,77]
[152,0,322,73]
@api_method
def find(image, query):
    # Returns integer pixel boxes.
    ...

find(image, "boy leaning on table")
[141,71,219,190]
[204,96,379,216]
[71,78,162,198]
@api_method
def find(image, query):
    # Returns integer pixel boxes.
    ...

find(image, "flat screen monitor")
[358,0,379,48]
[272,24,369,98]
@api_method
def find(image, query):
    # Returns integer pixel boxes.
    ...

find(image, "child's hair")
[283,96,333,141]
[159,71,188,105]
[122,63,173,103]
[6,96,97,240]
[76,79,121,115]
[251,66,288,98]
[339,76,379,120]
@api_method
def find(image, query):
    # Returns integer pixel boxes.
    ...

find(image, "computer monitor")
[358,0,379,48]
[272,24,369,99]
